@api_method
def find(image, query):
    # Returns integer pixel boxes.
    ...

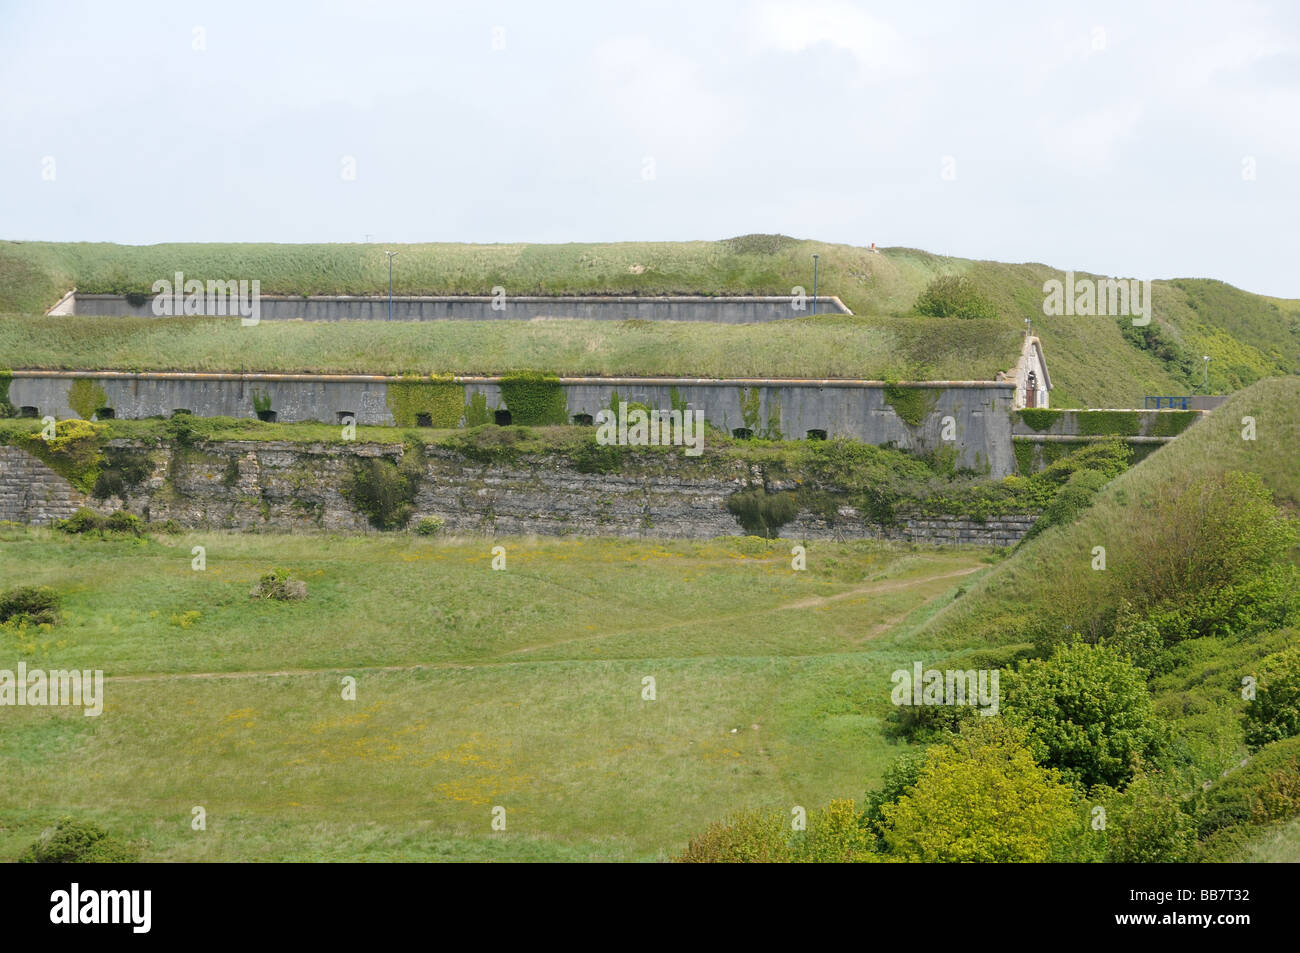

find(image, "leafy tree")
[1002,641,1165,790]
[879,719,1081,862]
[20,818,138,863]
[913,275,998,320]
[1244,645,1300,750]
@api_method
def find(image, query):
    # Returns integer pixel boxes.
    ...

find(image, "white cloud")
[748,0,917,80]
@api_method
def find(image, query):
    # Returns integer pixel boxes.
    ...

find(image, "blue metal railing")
[1145,396,1191,409]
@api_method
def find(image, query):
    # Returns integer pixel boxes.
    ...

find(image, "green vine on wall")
[499,371,567,426]
[1076,410,1141,437]
[1017,408,1063,432]
[68,379,108,420]
[0,371,14,418]
[387,374,466,428]
[883,383,939,428]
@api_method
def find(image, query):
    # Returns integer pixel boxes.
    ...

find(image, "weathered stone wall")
[0,440,1039,545]
[0,445,89,525]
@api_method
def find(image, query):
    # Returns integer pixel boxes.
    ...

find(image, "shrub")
[675,807,792,862]
[1195,735,1300,839]
[250,569,307,601]
[0,585,60,626]
[19,818,138,863]
[54,506,145,537]
[726,487,800,538]
[342,447,423,530]
[879,719,1081,862]
[20,418,106,493]
[1101,775,1197,863]
[1243,646,1300,750]
[1018,468,1109,544]
[862,749,928,847]
[799,799,877,863]
[414,515,445,537]
[92,447,154,500]
[1002,641,1165,790]
[913,274,998,320]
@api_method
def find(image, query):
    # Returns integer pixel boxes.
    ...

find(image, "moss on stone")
[0,370,14,418]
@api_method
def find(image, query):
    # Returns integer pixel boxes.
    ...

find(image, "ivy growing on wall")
[499,371,567,426]
[1076,410,1141,437]
[883,383,939,427]
[1017,408,1063,432]
[463,391,491,428]
[67,379,108,420]
[1148,411,1199,437]
[0,371,14,418]
[18,419,108,493]
[387,374,466,428]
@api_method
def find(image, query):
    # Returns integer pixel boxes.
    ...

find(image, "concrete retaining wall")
[8,373,1020,476]
[69,294,852,323]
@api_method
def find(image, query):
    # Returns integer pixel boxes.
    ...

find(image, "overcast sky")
[3,0,1297,296]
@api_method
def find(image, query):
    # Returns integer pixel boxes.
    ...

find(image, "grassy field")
[2,238,1296,406]
[0,532,994,861]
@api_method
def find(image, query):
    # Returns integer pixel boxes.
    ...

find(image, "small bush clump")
[0,585,61,626]
[54,507,145,537]
[250,568,307,601]
[19,818,139,863]
[414,515,445,536]
[913,274,998,320]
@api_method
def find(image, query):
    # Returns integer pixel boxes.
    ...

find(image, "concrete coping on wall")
[1011,434,1176,443]
[67,292,853,309]
[9,369,1016,389]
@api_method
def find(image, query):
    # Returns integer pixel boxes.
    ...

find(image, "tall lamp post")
[1202,355,1211,393]
[812,254,820,315]
[385,251,398,321]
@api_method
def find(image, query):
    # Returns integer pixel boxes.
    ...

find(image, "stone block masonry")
[0,445,89,524]
[0,440,1039,545]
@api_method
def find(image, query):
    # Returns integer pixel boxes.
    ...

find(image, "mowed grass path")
[0,530,992,861]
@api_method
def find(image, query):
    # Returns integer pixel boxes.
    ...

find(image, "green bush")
[19,418,107,493]
[726,487,800,538]
[879,719,1082,862]
[1018,468,1110,544]
[250,568,307,601]
[19,818,138,863]
[1195,736,1300,839]
[1002,641,1166,790]
[54,506,145,537]
[675,807,793,862]
[342,446,424,530]
[913,274,998,320]
[0,585,60,626]
[1243,646,1300,750]
[1100,775,1197,863]
[91,447,154,499]
[414,515,445,537]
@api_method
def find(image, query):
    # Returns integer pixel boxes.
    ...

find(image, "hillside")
[1,238,1297,407]
[909,376,1300,653]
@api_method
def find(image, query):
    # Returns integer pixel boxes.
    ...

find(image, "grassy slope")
[906,376,1300,653]
[2,238,1296,406]
[0,534,992,861]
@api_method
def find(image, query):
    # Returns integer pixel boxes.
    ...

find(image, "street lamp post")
[1202,356,1210,393]
[812,254,820,315]
[385,251,398,321]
